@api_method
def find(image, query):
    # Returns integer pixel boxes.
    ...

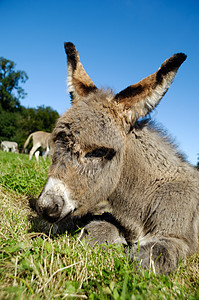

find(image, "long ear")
[114,53,187,124]
[64,42,97,103]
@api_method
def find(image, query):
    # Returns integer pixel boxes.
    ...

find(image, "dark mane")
[147,120,188,163]
[132,117,188,163]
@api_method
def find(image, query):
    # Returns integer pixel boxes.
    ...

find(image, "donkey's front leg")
[127,236,190,274]
[79,220,127,246]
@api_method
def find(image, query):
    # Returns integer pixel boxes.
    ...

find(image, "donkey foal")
[36,42,199,274]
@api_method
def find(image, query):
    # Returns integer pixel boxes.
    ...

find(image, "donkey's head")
[36,42,186,222]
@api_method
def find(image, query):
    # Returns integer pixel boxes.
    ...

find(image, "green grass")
[0,151,49,196]
[0,150,198,299]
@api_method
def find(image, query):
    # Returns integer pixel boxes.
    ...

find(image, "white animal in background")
[23,131,54,160]
[1,141,18,153]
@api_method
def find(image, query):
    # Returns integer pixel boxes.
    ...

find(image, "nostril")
[53,203,59,213]
[43,205,61,222]
[37,195,64,222]
[48,203,60,217]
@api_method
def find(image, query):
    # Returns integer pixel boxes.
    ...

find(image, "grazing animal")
[34,150,40,162]
[36,42,199,274]
[1,141,18,153]
[23,131,53,161]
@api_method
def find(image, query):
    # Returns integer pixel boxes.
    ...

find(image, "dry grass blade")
[38,261,83,293]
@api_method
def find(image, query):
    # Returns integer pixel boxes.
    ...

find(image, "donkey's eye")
[85,147,108,158]
[85,147,116,160]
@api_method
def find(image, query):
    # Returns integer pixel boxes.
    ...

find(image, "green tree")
[0,111,20,140]
[0,57,28,112]
[17,106,59,151]
[19,105,59,133]
[0,57,59,152]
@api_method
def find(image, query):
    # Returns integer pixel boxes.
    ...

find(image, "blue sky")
[0,0,199,165]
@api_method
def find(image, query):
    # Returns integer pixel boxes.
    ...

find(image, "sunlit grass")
[0,151,50,196]
[0,150,198,299]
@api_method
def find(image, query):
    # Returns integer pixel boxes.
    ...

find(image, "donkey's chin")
[56,206,77,223]
[38,204,76,224]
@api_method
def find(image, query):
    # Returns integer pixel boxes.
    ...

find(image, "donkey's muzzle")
[36,193,64,223]
[36,177,75,223]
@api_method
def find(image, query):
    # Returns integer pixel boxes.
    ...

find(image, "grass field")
[0,151,198,299]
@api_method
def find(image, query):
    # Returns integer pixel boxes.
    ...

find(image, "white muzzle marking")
[40,177,76,220]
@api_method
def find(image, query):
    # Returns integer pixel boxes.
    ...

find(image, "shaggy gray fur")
[36,43,199,274]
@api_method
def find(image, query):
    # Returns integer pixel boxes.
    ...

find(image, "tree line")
[0,57,59,151]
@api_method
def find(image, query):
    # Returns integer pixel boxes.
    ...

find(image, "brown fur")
[64,42,97,102]
[36,43,199,274]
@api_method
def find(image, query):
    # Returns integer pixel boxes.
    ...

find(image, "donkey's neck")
[109,125,187,238]
[128,125,184,180]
